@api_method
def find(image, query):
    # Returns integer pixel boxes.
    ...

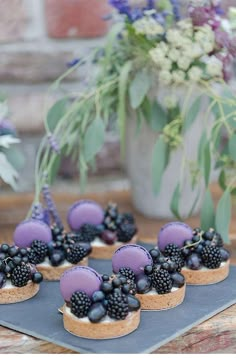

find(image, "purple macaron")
[13,219,52,248]
[67,200,104,231]
[158,221,193,251]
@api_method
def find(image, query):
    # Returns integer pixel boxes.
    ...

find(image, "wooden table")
[0,187,236,354]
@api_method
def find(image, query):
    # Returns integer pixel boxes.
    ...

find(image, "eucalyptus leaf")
[0,135,20,149]
[218,169,227,191]
[3,146,25,171]
[197,130,207,168]
[150,101,168,132]
[203,142,211,187]
[129,69,151,109]
[151,136,167,195]
[46,99,68,132]
[228,133,236,162]
[170,182,182,220]
[0,152,18,189]
[215,189,231,244]
[118,60,132,155]
[83,117,105,162]
[200,189,215,230]
[183,96,201,132]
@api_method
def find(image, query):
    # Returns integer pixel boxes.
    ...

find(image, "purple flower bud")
[48,133,60,154]
[42,185,63,229]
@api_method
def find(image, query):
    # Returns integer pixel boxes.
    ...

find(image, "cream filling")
[91,237,122,248]
[182,261,226,271]
[144,287,179,295]
[1,279,33,290]
[65,305,132,323]
[37,257,73,268]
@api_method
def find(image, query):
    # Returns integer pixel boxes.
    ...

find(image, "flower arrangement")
[0,97,24,189]
[30,0,236,242]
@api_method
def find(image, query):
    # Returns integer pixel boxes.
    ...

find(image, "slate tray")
[0,260,236,354]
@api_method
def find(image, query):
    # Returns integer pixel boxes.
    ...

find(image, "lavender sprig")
[31,203,45,221]
[48,133,60,154]
[170,0,181,21]
[42,184,63,229]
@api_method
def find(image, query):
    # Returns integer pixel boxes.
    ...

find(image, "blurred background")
[0,0,235,194]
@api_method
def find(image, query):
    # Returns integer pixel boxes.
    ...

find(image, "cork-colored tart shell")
[182,260,230,285]
[90,235,138,260]
[136,284,186,310]
[63,304,141,339]
[0,281,39,304]
[37,257,88,281]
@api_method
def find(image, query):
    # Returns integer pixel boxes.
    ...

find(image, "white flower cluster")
[149,19,223,85]
[133,12,165,37]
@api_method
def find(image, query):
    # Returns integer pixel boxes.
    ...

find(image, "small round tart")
[90,235,138,260]
[0,280,39,304]
[112,244,186,311]
[60,266,141,339]
[182,260,230,285]
[136,285,186,311]
[157,223,231,286]
[63,304,140,339]
[37,257,88,281]
[67,201,138,260]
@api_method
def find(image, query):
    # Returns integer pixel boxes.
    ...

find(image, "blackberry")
[28,250,45,264]
[127,279,137,295]
[170,255,184,272]
[212,232,223,247]
[70,291,91,318]
[107,292,129,320]
[79,224,100,242]
[151,268,173,294]
[117,223,137,243]
[164,244,181,258]
[11,264,31,287]
[30,240,48,260]
[118,267,136,282]
[120,213,135,225]
[201,246,222,269]
[66,245,86,264]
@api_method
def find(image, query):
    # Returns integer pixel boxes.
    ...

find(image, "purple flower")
[109,0,130,15]
[42,184,63,229]
[66,58,81,68]
[215,29,230,49]
[170,0,181,21]
[229,37,236,57]
[48,133,60,154]
[0,119,16,136]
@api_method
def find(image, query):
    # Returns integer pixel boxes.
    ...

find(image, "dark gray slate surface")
[0,260,236,354]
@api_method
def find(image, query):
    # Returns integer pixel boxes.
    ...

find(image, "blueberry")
[144,265,153,275]
[127,294,140,311]
[149,248,160,262]
[88,303,106,323]
[181,247,191,257]
[203,231,214,241]
[22,256,29,264]
[186,254,202,270]
[121,284,130,294]
[171,272,185,287]
[102,274,110,282]
[184,239,192,247]
[32,272,43,284]
[136,275,152,294]
[100,282,113,294]
[4,264,11,275]
[92,290,105,303]
[0,272,6,288]
[192,235,201,243]
[8,246,19,257]
[195,244,204,254]
[19,248,28,257]
[13,256,22,265]
[168,261,177,273]
[161,262,169,271]
[0,253,6,260]
[1,244,9,253]
[50,250,64,266]
[219,247,230,262]
[119,276,127,285]
[112,278,121,288]
[157,256,166,264]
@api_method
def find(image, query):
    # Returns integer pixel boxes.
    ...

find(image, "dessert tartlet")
[13,219,90,281]
[0,243,43,304]
[60,266,141,339]
[67,200,138,259]
[158,222,230,285]
[112,244,186,310]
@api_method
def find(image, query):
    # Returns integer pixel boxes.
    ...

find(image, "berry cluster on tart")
[112,244,186,310]
[60,266,141,339]
[158,222,230,285]
[67,200,138,259]
[13,219,90,281]
[0,243,43,304]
